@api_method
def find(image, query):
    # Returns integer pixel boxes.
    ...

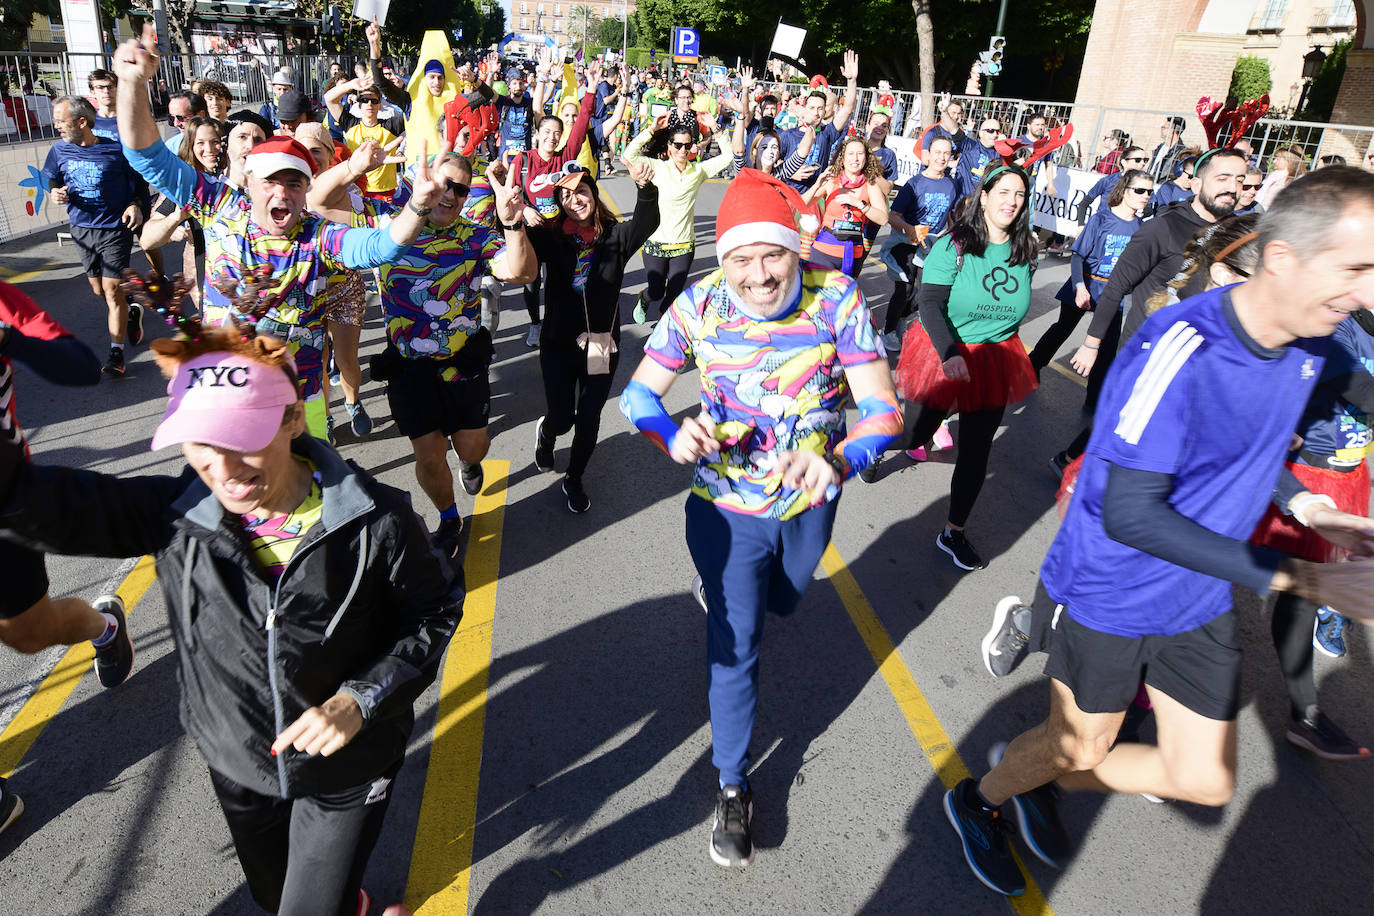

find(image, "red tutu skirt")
[1251,460,1371,562]
[896,325,1038,413]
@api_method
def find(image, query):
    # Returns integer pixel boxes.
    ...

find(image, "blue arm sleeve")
[123,140,198,206]
[619,379,679,456]
[338,226,407,270]
[1102,464,1284,595]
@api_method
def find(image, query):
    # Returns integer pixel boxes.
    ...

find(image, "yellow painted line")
[1045,359,1086,389]
[0,555,158,778]
[406,460,510,915]
[0,262,60,284]
[820,544,1056,916]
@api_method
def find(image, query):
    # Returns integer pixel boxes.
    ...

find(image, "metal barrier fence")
[749,81,1374,171]
[0,50,365,144]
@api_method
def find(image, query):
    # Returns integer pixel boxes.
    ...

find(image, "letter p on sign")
[672,26,699,64]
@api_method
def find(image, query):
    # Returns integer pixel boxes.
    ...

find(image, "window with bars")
[1254,0,1288,30]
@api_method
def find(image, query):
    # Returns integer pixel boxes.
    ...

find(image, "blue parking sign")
[672,26,699,64]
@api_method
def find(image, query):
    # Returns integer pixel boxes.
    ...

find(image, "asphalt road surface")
[1,176,1372,916]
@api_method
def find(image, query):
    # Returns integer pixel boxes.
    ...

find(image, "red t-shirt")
[1,280,71,459]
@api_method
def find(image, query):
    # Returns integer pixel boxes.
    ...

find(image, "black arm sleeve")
[1335,368,1374,417]
[1272,464,1307,514]
[622,182,661,254]
[916,283,959,361]
[1102,463,1285,596]
[370,58,410,110]
[2,331,101,386]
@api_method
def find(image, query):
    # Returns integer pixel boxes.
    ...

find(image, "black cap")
[225,108,273,138]
[277,90,312,121]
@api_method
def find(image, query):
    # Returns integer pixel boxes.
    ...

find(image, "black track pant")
[643,250,694,318]
[907,404,1006,528]
[540,342,620,480]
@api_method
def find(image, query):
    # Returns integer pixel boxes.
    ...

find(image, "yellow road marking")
[406,460,510,914]
[820,544,1056,916]
[0,555,157,778]
[1045,359,1086,388]
[0,262,60,284]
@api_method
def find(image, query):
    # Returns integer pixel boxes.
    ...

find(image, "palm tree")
[568,4,599,55]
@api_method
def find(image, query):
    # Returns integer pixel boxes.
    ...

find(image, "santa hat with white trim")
[243,135,317,184]
[715,168,819,258]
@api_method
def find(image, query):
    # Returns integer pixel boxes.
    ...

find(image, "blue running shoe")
[944,778,1025,896]
[1313,606,1348,658]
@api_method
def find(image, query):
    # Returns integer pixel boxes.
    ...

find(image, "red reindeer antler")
[1225,94,1270,147]
[1197,96,1228,149]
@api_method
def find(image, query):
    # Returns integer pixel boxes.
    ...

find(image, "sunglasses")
[1241,183,1261,191]
[358,97,380,105]
[443,178,470,197]
[171,114,190,125]
[980,127,999,135]
[670,140,693,150]
[1127,187,1151,195]
[1123,156,1148,163]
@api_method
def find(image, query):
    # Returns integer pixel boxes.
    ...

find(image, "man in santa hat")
[620,168,903,868]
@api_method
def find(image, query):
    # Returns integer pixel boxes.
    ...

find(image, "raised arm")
[324,75,365,124]
[487,164,537,285]
[831,51,860,134]
[366,20,409,110]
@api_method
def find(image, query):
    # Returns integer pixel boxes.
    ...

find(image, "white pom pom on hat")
[716,168,817,258]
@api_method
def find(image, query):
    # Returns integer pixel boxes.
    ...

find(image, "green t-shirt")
[922,235,1033,344]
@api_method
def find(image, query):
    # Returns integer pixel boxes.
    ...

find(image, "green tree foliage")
[632,0,1091,97]
[1299,39,1349,122]
[596,11,636,49]
[1228,54,1273,101]
[1,0,61,49]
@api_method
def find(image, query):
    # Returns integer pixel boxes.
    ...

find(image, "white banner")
[1031,165,1101,235]
[770,23,806,60]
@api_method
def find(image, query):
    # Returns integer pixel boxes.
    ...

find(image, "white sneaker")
[525,323,541,348]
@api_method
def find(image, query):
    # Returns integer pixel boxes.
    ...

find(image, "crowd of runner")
[3,21,1374,914]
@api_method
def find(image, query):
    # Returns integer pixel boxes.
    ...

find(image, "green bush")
[1228,55,1273,101]
[623,46,667,69]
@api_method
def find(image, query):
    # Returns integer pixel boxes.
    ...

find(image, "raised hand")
[628,159,654,187]
[739,66,754,95]
[841,50,859,83]
[365,18,381,54]
[488,164,525,224]
[407,139,444,210]
[586,58,603,87]
[112,23,161,85]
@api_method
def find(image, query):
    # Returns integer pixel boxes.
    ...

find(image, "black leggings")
[907,403,1006,528]
[524,263,545,325]
[643,250,695,318]
[1028,299,1092,373]
[540,342,620,480]
[884,243,920,335]
[1271,592,1319,718]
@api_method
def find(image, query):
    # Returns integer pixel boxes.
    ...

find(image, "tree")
[1,0,60,50]
[1228,54,1273,101]
[597,10,635,50]
[568,4,599,55]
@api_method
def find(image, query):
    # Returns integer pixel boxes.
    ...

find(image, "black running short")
[70,224,134,279]
[386,359,490,440]
[1043,610,1242,722]
[0,540,49,619]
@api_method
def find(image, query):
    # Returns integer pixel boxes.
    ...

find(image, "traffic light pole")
[985,0,1009,95]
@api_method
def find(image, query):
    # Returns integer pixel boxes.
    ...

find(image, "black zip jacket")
[0,436,463,799]
[526,181,659,350]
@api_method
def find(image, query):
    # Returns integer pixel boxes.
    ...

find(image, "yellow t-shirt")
[344,121,400,193]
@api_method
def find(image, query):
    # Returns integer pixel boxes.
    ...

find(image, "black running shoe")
[127,303,144,346]
[562,475,590,513]
[433,516,463,558]
[533,416,555,472]
[92,594,134,688]
[1009,782,1071,870]
[0,784,22,837]
[937,528,986,571]
[459,460,484,496]
[102,348,125,378]
[982,597,1031,678]
[943,778,1024,896]
[859,452,883,483]
[1287,706,1371,761]
[710,784,754,868]
[1048,451,1070,480]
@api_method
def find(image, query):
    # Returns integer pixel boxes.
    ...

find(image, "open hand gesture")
[113,23,161,85]
[586,58,603,87]
[739,66,754,96]
[841,50,859,82]
[348,136,403,178]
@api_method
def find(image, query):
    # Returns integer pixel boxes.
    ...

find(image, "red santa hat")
[715,168,819,258]
[243,135,318,183]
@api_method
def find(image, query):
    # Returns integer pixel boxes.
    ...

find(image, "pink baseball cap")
[151,351,300,452]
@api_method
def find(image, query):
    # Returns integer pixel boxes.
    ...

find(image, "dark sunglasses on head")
[1127,186,1151,195]
[1242,183,1261,190]
[443,178,470,197]
[358,97,380,105]
[670,140,693,150]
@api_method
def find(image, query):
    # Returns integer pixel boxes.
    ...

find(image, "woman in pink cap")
[0,323,462,916]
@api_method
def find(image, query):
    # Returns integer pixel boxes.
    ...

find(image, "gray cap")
[271,68,293,87]
[276,89,311,121]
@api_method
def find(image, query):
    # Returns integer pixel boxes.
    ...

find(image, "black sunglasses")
[1123,156,1148,163]
[1241,183,1261,190]
[358,97,381,105]
[443,179,470,197]
[980,127,999,134]
[1127,186,1151,195]
[670,140,693,150]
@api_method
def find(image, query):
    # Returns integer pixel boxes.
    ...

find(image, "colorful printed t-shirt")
[922,236,1033,344]
[643,267,883,520]
[239,459,324,578]
[41,138,147,229]
[373,191,505,363]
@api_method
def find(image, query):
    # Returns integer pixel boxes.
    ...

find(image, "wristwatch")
[407,201,433,217]
[823,452,847,478]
